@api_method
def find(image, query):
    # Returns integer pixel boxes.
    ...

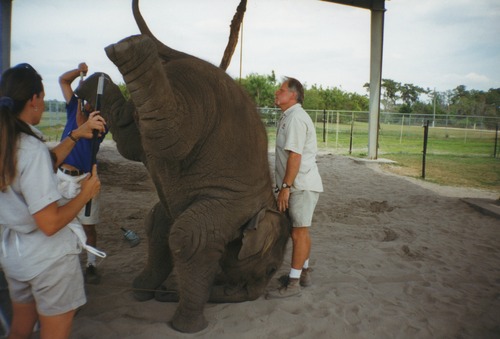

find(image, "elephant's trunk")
[105,35,191,160]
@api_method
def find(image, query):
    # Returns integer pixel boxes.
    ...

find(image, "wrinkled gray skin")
[75,0,290,333]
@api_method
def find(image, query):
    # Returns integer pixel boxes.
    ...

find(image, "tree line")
[237,71,500,120]
[47,72,500,124]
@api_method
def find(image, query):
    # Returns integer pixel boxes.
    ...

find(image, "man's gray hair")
[284,76,304,104]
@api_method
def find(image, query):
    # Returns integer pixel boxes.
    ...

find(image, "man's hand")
[277,188,290,213]
[73,112,106,139]
[78,62,88,77]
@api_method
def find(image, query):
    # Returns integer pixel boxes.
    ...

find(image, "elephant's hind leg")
[133,202,174,301]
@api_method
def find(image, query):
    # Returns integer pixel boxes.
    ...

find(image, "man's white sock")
[289,268,302,279]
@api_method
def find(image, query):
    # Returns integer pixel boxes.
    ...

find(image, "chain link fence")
[39,106,499,157]
[260,108,500,158]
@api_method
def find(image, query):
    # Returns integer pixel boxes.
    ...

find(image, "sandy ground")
[66,141,500,338]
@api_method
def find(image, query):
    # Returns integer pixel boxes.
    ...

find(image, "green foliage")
[118,83,130,100]
[238,71,278,107]
[238,71,369,112]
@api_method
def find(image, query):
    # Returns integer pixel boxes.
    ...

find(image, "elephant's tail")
[132,0,190,61]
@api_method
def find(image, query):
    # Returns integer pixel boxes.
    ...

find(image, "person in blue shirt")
[58,62,108,284]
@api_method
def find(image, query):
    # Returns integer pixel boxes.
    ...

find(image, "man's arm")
[283,151,301,187]
[277,151,301,213]
[59,62,88,104]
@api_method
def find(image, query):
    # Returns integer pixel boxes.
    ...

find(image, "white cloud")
[465,72,489,83]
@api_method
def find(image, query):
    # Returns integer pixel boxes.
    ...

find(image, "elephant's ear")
[239,208,282,260]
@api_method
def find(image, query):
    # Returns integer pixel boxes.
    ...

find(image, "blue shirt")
[60,95,107,172]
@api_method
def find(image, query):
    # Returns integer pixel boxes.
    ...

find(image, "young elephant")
[75,0,291,333]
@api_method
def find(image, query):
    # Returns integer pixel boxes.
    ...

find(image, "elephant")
[74,0,291,333]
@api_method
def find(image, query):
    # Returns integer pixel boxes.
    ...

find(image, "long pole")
[238,21,243,84]
[349,112,354,154]
[433,88,436,127]
[335,112,340,149]
[422,120,429,179]
[322,109,326,143]
[0,0,12,73]
[494,123,499,158]
[367,7,385,159]
[85,74,104,216]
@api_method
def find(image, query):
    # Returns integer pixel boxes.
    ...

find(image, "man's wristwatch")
[281,182,291,189]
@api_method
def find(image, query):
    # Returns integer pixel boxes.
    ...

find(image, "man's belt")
[58,166,85,176]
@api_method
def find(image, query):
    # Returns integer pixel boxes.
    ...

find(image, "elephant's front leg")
[105,34,193,160]
[168,201,233,333]
[132,202,174,301]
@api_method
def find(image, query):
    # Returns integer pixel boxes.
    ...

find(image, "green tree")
[239,71,277,107]
[398,83,426,113]
[303,84,323,109]
[381,78,400,110]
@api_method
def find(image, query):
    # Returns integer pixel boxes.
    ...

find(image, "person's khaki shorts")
[6,254,86,316]
[288,190,320,227]
[77,193,100,225]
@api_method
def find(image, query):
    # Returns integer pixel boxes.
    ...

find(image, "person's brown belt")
[58,166,84,176]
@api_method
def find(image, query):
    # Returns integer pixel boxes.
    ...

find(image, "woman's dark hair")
[0,63,44,191]
[284,76,304,104]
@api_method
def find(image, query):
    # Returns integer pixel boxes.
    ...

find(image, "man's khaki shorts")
[288,190,320,227]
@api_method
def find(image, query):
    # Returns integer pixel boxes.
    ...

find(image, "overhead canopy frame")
[321,0,385,159]
[1,0,385,159]
[0,0,12,73]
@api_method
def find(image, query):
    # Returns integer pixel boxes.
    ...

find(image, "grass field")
[39,111,500,191]
[266,120,500,191]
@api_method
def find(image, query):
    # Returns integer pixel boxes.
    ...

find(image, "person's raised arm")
[59,62,88,104]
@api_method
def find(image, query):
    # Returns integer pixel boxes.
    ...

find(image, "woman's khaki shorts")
[6,254,86,316]
[288,190,320,227]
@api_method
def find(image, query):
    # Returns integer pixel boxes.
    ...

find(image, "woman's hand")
[80,165,101,201]
[33,165,101,236]
[73,111,106,139]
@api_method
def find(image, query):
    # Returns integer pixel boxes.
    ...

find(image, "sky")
[8,0,500,101]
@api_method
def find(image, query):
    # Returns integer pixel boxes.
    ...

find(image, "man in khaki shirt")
[267,77,323,299]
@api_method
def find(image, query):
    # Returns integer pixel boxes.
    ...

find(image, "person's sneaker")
[277,268,313,288]
[266,276,301,299]
[85,264,101,285]
[300,268,313,287]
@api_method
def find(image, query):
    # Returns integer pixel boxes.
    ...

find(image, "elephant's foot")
[171,309,208,333]
[208,283,262,302]
[154,285,179,302]
[132,269,167,301]
[133,288,155,302]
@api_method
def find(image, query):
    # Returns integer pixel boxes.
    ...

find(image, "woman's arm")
[51,111,106,168]
[33,165,100,236]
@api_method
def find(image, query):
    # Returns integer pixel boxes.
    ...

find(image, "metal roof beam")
[320,0,385,11]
